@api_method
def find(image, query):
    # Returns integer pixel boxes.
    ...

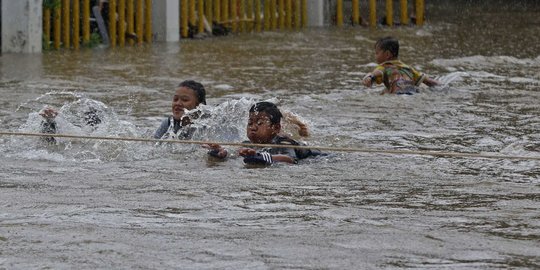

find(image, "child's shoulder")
[272,135,301,146]
[379,60,407,68]
[378,60,419,74]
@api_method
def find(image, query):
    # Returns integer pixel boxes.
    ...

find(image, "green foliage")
[42,35,53,51]
[83,32,103,48]
[43,0,61,9]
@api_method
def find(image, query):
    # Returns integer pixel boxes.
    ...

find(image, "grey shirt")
[153,116,196,140]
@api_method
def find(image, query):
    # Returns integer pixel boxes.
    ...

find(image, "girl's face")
[375,46,392,63]
[171,86,199,120]
[246,112,280,144]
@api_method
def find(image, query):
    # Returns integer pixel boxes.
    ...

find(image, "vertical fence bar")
[270,0,276,30]
[386,0,393,26]
[189,0,196,26]
[230,0,237,32]
[206,0,213,32]
[238,0,243,32]
[214,0,221,23]
[255,0,262,31]
[263,0,270,30]
[415,0,424,25]
[278,0,284,29]
[198,0,205,34]
[294,0,300,29]
[43,8,51,50]
[136,0,143,44]
[336,0,342,27]
[145,0,152,42]
[246,0,254,32]
[301,0,306,28]
[400,0,408,25]
[292,0,296,29]
[109,0,117,47]
[127,0,134,45]
[62,0,70,48]
[222,0,229,25]
[118,0,126,46]
[73,0,80,49]
[181,0,189,37]
[83,0,90,44]
[369,0,376,27]
[239,0,246,32]
[54,6,61,49]
[285,0,292,29]
[352,0,359,25]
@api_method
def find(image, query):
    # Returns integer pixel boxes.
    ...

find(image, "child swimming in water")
[362,36,439,95]
[39,105,102,144]
[153,80,206,140]
[205,101,319,165]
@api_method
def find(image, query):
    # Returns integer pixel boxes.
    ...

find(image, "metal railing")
[335,0,425,27]
[180,0,308,38]
[41,0,426,50]
[42,0,152,50]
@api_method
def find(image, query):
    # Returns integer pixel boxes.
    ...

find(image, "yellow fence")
[335,0,425,27]
[180,0,308,38]
[42,0,426,50]
[43,0,152,50]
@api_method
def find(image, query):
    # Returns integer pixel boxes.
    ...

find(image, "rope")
[1,131,539,161]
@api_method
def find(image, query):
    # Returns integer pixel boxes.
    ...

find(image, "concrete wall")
[307,0,325,26]
[152,0,180,42]
[0,0,2,54]
[1,0,42,53]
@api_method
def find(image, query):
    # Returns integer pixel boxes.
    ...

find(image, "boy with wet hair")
[363,36,439,95]
[206,101,318,165]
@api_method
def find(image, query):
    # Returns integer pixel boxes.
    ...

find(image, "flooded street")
[1,1,539,269]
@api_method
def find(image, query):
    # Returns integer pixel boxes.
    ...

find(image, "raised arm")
[283,111,309,137]
[422,76,440,87]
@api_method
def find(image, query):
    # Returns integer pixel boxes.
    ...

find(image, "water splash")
[15,91,83,113]
[7,94,145,162]
[434,71,469,87]
[189,97,255,143]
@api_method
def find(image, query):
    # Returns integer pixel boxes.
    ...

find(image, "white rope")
[1,131,539,161]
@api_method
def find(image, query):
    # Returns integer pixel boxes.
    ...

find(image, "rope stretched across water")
[1,131,539,161]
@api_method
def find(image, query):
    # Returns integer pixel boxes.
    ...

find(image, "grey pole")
[307,0,325,27]
[152,0,180,42]
[1,0,42,53]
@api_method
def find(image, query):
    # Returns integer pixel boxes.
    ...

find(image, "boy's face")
[172,86,199,120]
[375,46,392,63]
[246,112,280,144]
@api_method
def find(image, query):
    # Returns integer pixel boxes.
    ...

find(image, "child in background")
[362,36,439,95]
[206,101,319,165]
[153,80,206,140]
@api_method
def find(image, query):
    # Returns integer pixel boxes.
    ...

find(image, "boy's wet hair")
[179,80,206,105]
[375,36,399,58]
[250,102,283,125]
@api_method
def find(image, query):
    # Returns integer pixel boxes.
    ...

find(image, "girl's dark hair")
[249,102,282,124]
[179,80,206,105]
[375,36,399,58]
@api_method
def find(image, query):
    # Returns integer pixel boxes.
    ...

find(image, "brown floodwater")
[1,1,539,269]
